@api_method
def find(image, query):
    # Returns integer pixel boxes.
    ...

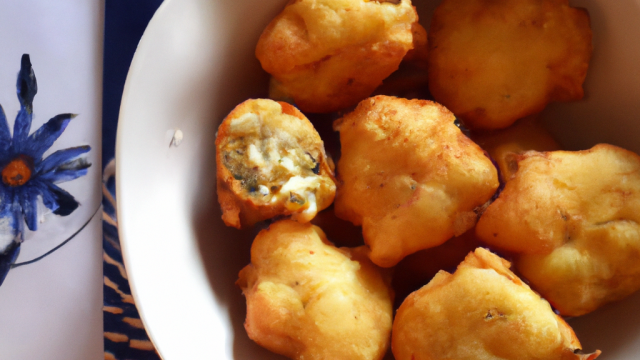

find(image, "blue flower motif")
[0,54,91,286]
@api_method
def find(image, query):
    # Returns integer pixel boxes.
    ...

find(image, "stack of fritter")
[210,0,640,359]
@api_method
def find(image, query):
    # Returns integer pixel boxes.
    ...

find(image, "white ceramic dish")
[116,0,640,359]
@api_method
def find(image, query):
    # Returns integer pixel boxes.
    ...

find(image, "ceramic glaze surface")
[117,0,640,358]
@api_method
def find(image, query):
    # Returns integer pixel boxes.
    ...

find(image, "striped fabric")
[103,161,160,360]
[103,1,163,358]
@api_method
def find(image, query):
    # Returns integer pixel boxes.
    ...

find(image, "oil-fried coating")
[237,220,393,360]
[392,248,601,360]
[477,144,640,316]
[471,116,561,182]
[334,96,499,267]
[428,0,592,129]
[256,0,422,113]
[216,99,336,228]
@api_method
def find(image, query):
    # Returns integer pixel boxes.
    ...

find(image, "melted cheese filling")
[223,112,325,220]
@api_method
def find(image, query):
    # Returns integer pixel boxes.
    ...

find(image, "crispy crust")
[428,0,592,129]
[238,220,394,360]
[216,99,336,228]
[392,248,600,360]
[256,0,420,113]
[334,96,499,267]
[477,144,640,316]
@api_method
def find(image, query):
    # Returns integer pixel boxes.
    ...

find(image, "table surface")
[0,1,162,359]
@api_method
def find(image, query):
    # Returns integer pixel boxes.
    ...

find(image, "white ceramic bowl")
[116,0,640,358]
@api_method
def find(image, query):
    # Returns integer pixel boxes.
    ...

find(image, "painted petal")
[30,180,59,213]
[46,183,79,216]
[0,185,10,214]
[20,186,39,231]
[8,192,24,242]
[0,241,20,286]
[37,146,91,174]
[23,113,75,160]
[40,166,90,184]
[0,105,11,152]
[12,55,38,147]
[12,107,32,152]
[16,54,37,113]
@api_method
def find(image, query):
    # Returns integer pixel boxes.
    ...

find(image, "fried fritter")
[216,99,336,228]
[471,116,561,182]
[237,220,393,360]
[428,0,592,129]
[476,144,640,316]
[334,96,499,267]
[392,248,601,360]
[256,0,423,113]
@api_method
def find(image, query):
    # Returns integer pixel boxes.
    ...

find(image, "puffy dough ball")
[334,96,499,267]
[237,220,394,360]
[476,144,640,316]
[428,0,592,129]
[392,248,601,360]
[216,99,336,228]
[256,0,422,113]
[471,116,561,182]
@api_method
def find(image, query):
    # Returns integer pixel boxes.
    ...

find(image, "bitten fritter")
[237,220,393,360]
[392,248,601,360]
[256,0,423,113]
[334,96,499,267]
[216,99,336,228]
[428,0,592,129]
[471,116,561,182]
[476,144,640,316]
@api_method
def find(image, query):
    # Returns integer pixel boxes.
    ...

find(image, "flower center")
[2,156,33,187]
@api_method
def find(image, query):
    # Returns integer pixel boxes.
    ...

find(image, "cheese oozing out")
[222,111,327,221]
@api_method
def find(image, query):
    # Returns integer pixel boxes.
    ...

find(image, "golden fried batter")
[392,248,601,360]
[237,220,393,360]
[476,144,640,316]
[334,96,499,267]
[256,0,423,113]
[428,0,592,129]
[216,99,336,228]
[471,116,561,182]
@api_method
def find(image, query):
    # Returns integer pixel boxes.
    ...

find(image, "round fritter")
[476,144,640,316]
[216,99,336,228]
[428,0,592,129]
[237,220,393,360]
[334,96,499,267]
[256,0,423,113]
[471,116,561,182]
[392,248,601,360]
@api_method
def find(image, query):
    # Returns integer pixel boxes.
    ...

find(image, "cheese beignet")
[428,0,592,129]
[237,220,393,360]
[216,99,336,228]
[477,144,640,316]
[334,96,499,267]
[256,0,423,113]
[392,248,600,360]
